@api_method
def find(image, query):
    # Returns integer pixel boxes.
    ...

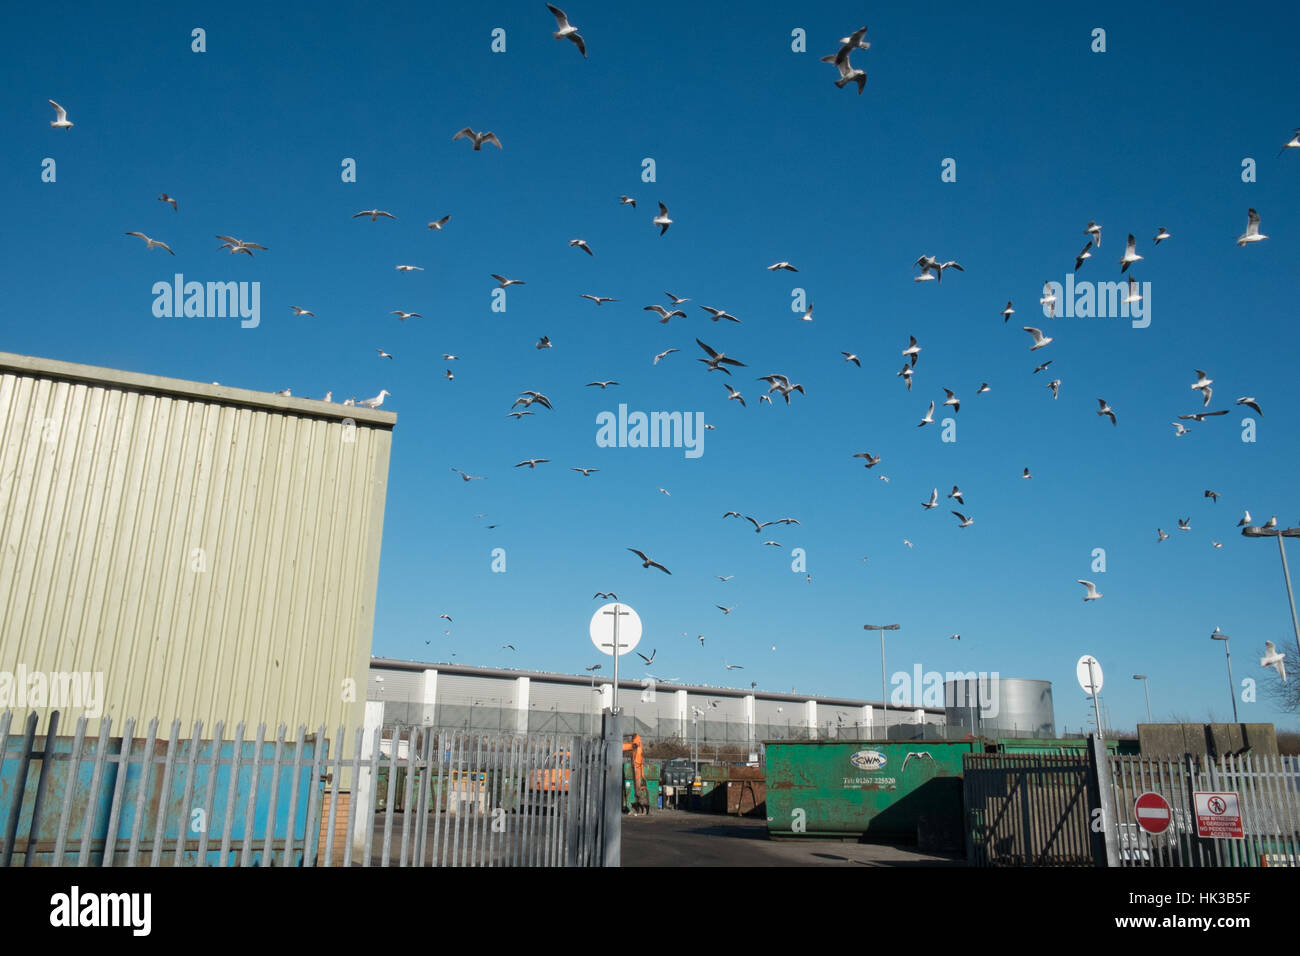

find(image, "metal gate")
[964,753,1101,866]
[0,709,617,866]
[1107,752,1300,867]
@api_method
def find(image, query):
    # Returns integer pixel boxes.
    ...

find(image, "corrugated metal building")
[0,351,395,734]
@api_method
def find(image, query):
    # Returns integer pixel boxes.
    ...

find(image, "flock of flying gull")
[51,11,1300,692]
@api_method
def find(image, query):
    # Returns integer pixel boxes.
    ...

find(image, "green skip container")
[765,739,980,846]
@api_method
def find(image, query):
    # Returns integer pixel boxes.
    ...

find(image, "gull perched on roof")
[358,390,390,409]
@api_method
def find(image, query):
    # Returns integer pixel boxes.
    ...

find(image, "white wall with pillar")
[805,699,818,739]
[862,704,874,733]
[743,694,755,743]
[675,689,688,738]
[420,669,438,726]
[515,676,530,733]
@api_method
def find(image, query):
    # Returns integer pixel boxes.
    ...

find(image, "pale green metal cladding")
[0,352,394,735]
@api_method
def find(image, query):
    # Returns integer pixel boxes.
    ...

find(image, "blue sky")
[5,1,1300,734]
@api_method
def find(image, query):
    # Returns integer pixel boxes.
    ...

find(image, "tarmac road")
[620,809,963,867]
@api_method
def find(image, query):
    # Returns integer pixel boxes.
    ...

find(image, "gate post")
[1088,734,1121,867]
[602,712,622,867]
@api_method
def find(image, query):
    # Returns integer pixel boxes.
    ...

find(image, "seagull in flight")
[664,291,690,305]
[717,605,735,615]
[943,388,960,414]
[1024,327,1053,351]
[585,381,618,389]
[216,235,267,256]
[620,196,637,208]
[1039,282,1057,318]
[1096,398,1117,425]
[353,209,396,221]
[376,348,394,360]
[453,128,502,150]
[768,261,799,272]
[700,306,741,324]
[1177,410,1228,422]
[1078,579,1103,602]
[724,661,745,670]
[1262,641,1287,683]
[645,305,686,323]
[1237,208,1267,245]
[502,644,516,651]
[439,613,453,623]
[1084,221,1102,248]
[1178,518,1191,531]
[1172,422,1189,436]
[515,458,550,469]
[545,4,586,56]
[653,202,673,235]
[918,401,935,427]
[585,664,602,671]
[1204,490,1221,503]
[581,295,617,306]
[536,336,552,349]
[1237,397,1263,415]
[1074,242,1093,272]
[717,575,734,582]
[157,193,178,211]
[1046,379,1061,399]
[593,591,617,599]
[427,215,451,230]
[1280,128,1300,156]
[902,335,922,365]
[1001,301,1015,323]
[628,548,671,574]
[724,384,746,407]
[922,488,939,510]
[1022,467,1033,479]
[841,352,861,367]
[492,274,525,287]
[1191,369,1213,407]
[897,365,913,391]
[854,451,881,468]
[951,511,974,528]
[948,486,964,505]
[977,382,991,394]
[637,648,657,665]
[572,467,599,476]
[125,232,175,255]
[1157,528,1169,542]
[697,339,746,375]
[391,311,422,320]
[48,99,73,129]
[653,348,679,365]
[395,264,424,271]
[1153,226,1172,245]
[569,238,594,256]
[820,26,868,94]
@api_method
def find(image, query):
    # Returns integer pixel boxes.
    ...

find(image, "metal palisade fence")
[0,710,611,867]
[1107,752,1300,867]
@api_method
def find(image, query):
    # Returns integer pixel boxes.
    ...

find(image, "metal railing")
[1107,751,1300,867]
[0,710,610,867]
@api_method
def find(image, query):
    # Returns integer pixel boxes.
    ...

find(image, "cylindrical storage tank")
[943,677,1054,737]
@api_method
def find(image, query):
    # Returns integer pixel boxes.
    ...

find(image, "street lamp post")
[1210,629,1239,723]
[863,624,900,739]
[1132,675,1152,723]
[1241,525,1300,663]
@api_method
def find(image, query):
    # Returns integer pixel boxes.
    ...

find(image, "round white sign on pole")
[590,603,642,656]
[1076,655,1104,694]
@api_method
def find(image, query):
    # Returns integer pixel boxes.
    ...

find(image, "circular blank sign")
[590,603,642,656]
[1076,655,1104,695]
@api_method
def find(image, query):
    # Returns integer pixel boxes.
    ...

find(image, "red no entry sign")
[1135,791,1173,834]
